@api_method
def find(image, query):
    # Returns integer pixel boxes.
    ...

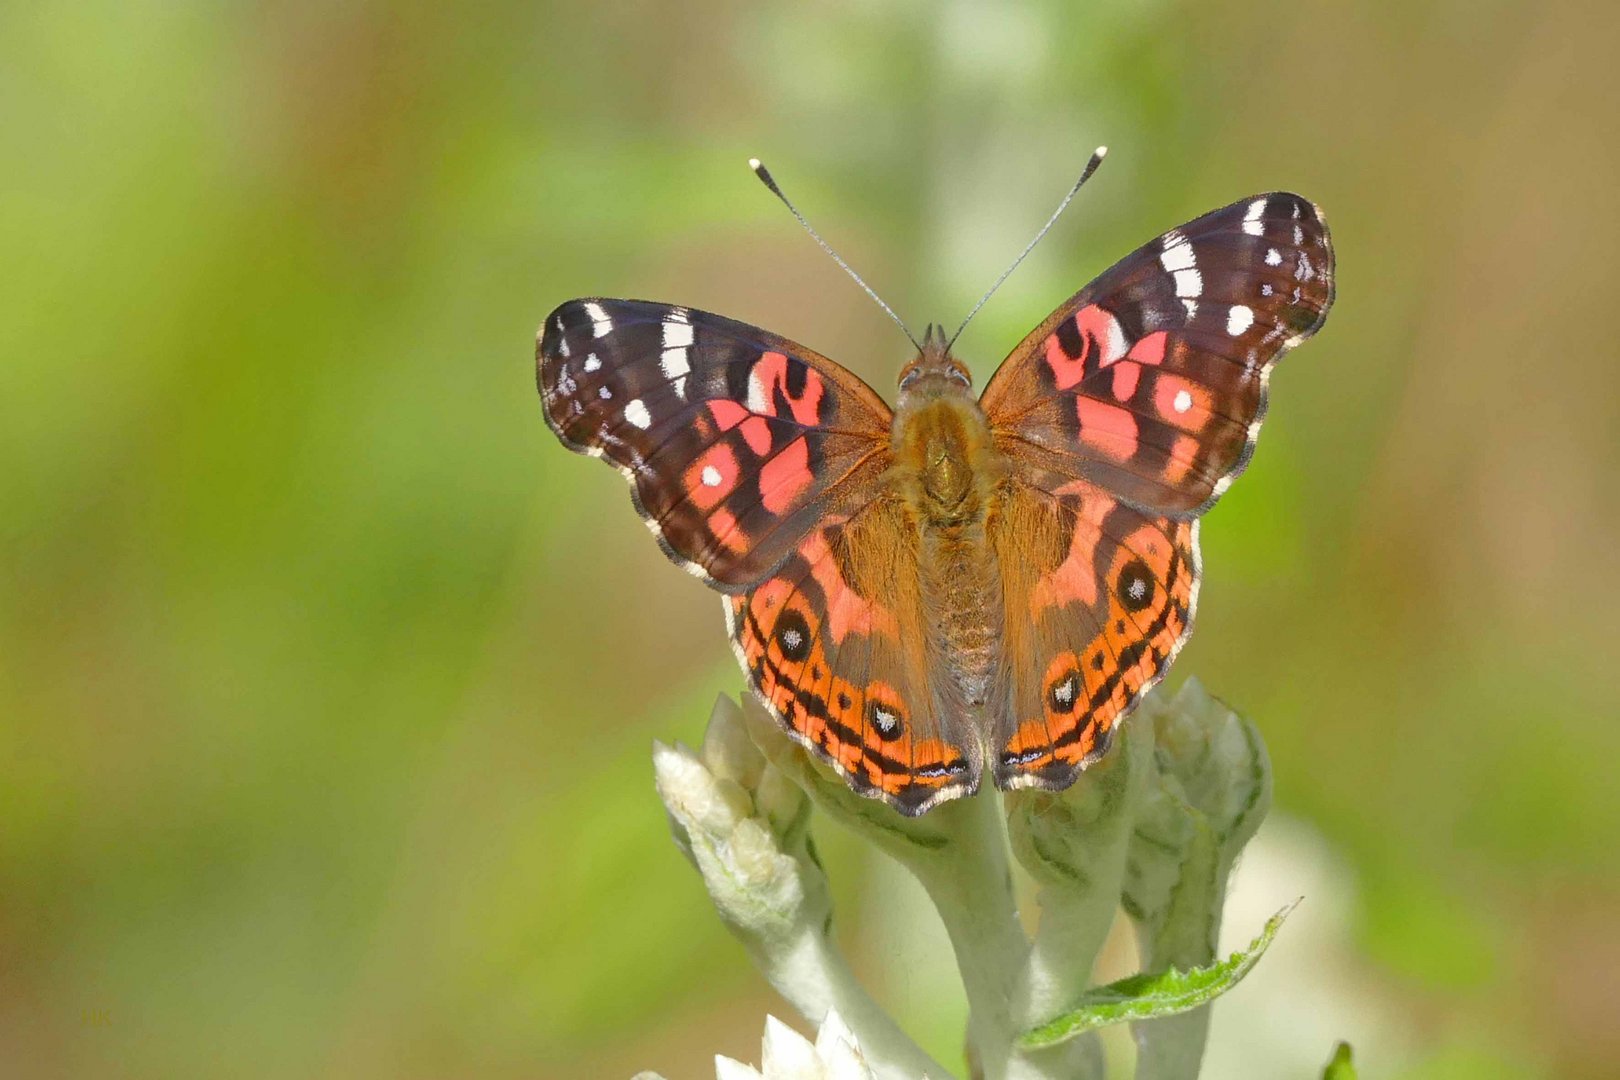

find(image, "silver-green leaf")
[1018,901,1296,1049]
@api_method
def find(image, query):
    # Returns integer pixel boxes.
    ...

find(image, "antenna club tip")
[747,157,763,171]
[1094,145,1108,158]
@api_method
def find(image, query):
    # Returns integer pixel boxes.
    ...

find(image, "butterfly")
[537,176,1333,816]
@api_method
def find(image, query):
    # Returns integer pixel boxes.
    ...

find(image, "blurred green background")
[3,1,1617,1077]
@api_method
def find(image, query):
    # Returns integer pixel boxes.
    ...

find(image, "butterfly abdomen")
[892,392,1008,714]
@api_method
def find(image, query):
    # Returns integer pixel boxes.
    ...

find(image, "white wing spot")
[1243,198,1268,236]
[1127,577,1148,601]
[1182,298,1199,319]
[1293,224,1305,245]
[624,399,652,429]
[1226,304,1255,336]
[1052,676,1076,707]
[1173,389,1193,413]
[556,335,570,358]
[1261,283,1274,297]
[597,385,613,400]
[1265,247,1282,267]
[1297,253,1314,282]
[661,309,693,399]
[1159,232,1196,272]
[1096,308,1128,366]
[701,465,722,487]
[583,354,602,373]
[746,368,770,414]
[1105,318,1127,364]
[662,314,694,350]
[1173,268,1202,298]
[661,348,690,380]
[583,301,612,337]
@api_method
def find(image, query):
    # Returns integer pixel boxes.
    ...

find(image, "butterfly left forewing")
[981,193,1334,516]
[539,299,893,590]
[988,478,1198,791]
[726,497,982,816]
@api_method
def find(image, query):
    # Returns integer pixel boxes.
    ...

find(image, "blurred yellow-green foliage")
[3,2,1617,1078]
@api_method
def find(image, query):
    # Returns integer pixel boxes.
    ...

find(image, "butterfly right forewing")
[982,193,1334,516]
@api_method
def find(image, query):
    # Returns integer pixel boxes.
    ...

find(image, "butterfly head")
[897,322,973,401]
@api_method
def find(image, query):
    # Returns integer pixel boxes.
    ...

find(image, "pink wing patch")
[981,192,1335,515]
[539,298,894,589]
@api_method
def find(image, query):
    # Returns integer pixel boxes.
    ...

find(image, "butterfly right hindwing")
[989,478,1199,791]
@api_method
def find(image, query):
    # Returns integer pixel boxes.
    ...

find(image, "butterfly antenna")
[947,146,1109,352]
[749,158,923,352]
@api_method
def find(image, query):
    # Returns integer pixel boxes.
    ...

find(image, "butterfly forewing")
[538,299,894,590]
[980,193,1334,516]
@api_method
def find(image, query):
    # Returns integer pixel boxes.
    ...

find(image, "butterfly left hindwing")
[725,499,982,816]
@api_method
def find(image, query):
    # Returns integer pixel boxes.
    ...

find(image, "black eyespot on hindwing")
[1116,558,1155,613]
[775,609,811,661]
[1047,670,1081,714]
[866,700,905,741]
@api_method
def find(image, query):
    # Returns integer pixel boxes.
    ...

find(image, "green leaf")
[1018,900,1296,1048]
[1322,1041,1357,1079]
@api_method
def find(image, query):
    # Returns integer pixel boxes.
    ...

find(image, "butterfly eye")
[897,360,971,390]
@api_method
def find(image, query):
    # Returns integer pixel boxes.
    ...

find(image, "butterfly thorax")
[890,339,1008,714]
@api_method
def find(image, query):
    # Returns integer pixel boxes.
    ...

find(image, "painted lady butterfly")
[537,156,1333,815]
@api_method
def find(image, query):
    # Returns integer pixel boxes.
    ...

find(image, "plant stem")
[752,918,953,1080]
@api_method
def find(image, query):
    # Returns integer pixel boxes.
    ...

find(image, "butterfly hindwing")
[538,299,894,590]
[726,499,981,816]
[980,193,1334,516]
[989,479,1199,790]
